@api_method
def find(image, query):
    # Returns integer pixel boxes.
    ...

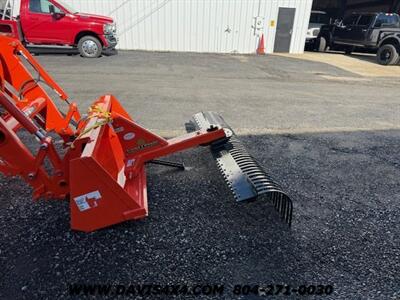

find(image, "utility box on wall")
[68,0,313,54]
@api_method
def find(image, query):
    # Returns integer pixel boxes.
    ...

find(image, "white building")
[14,0,309,54]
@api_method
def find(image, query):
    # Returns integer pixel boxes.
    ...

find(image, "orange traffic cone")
[257,34,265,55]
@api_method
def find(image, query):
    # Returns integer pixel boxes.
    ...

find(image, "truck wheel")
[317,37,327,52]
[377,44,399,65]
[78,36,102,58]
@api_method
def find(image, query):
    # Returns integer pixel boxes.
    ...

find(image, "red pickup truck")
[0,0,117,57]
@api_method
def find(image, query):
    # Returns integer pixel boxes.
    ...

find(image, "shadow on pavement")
[28,48,117,58]
[0,129,399,299]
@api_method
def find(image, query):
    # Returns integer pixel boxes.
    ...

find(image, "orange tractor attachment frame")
[0,36,293,232]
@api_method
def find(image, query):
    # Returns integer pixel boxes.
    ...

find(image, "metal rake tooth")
[234,158,256,164]
[245,169,267,175]
[230,155,254,162]
[230,142,247,147]
[241,168,270,178]
[276,193,282,209]
[276,196,281,211]
[230,149,253,156]
[237,164,258,170]
[233,160,256,167]
[231,148,250,154]
[285,199,291,224]
[244,170,265,176]
[236,162,256,171]
[258,188,284,195]
[247,166,268,176]
[235,162,258,169]
[276,199,281,215]
[252,178,275,184]
[280,194,286,217]
[229,143,249,149]
[230,143,246,148]
[230,143,249,149]
[273,194,292,226]
[282,198,288,223]
[230,153,254,160]
[236,160,258,166]
[234,158,256,165]
[240,165,260,171]
[257,188,284,196]
[248,174,275,181]
[272,193,277,206]
[229,139,243,143]
[287,200,293,226]
[252,178,278,185]
[230,140,246,145]
[254,184,280,191]
[230,149,253,155]
[282,198,288,220]
[251,178,280,186]
[242,168,265,175]
[277,194,283,214]
[252,176,276,183]
[249,175,280,186]
[281,196,289,225]
[233,147,254,154]
[277,194,282,212]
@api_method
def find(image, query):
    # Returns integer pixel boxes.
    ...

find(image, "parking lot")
[0,51,399,299]
[279,50,400,77]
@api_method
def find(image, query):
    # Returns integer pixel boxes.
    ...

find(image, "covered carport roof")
[312,0,400,18]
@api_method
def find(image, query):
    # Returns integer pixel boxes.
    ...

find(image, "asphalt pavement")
[0,51,399,299]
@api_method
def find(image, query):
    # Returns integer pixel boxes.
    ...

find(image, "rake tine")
[286,198,293,226]
[286,199,291,224]
[284,197,289,223]
[278,197,282,212]
[280,194,284,215]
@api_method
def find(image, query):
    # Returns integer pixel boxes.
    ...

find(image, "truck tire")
[78,36,102,58]
[317,37,327,52]
[344,46,354,55]
[377,44,399,65]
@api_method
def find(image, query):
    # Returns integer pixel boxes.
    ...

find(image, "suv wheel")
[78,36,102,58]
[344,46,354,55]
[316,37,327,52]
[377,44,399,65]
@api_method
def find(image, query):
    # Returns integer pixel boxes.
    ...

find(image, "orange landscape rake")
[0,36,293,232]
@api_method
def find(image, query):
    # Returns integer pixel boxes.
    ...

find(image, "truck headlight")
[312,28,320,37]
[104,23,116,35]
[307,28,320,38]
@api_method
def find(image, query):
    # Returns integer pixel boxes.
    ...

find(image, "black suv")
[317,12,400,65]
